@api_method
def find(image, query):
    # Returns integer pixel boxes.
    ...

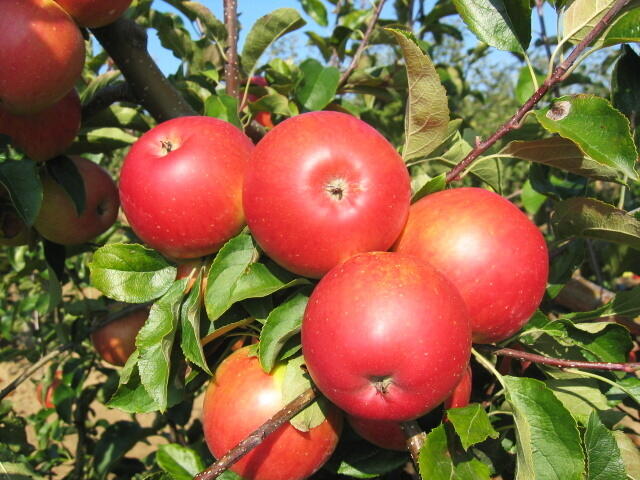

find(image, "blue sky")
[147,0,558,75]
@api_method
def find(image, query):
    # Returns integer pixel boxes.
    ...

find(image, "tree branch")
[81,82,136,119]
[401,420,426,472]
[91,18,196,122]
[223,0,240,100]
[194,387,318,480]
[478,345,640,373]
[445,0,632,182]
[338,0,387,90]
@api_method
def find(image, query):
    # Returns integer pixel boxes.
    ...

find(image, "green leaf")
[501,137,628,183]
[281,355,327,432]
[447,404,498,450]
[204,94,241,129]
[563,1,640,48]
[534,95,638,180]
[157,443,205,480]
[418,424,454,479]
[386,29,449,161]
[521,179,547,215]
[0,462,44,480]
[551,197,640,250]
[93,421,148,478]
[76,127,138,152]
[89,244,177,303]
[451,0,531,53]
[0,159,42,226]
[334,445,408,478]
[80,71,121,104]
[300,0,328,26]
[612,45,640,121]
[562,286,640,322]
[546,377,610,425]
[412,172,447,202]
[162,0,227,45]
[504,376,585,480]
[613,430,640,479]
[602,7,640,46]
[295,58,339,111]
[584,411,627,480]
[205,234,306,325]
[46,155,85,215]
[180,273,210,375]
[259,290,309,373]
[250,92,296,117]
[515,66,545,104]
[241,8,306,75]
[45,265,62,314]
[108,359,160,413]
[136,279,187,412]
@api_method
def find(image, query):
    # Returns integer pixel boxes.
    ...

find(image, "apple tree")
[0,0,640,479]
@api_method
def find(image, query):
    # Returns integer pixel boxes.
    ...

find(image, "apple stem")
[478,344,640,373]
[193,387,318,480]
[400,420,426,474]
[445,0,632,183]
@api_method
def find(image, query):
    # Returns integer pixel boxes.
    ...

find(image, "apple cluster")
[0,0,133,247]
[114,111,547,479]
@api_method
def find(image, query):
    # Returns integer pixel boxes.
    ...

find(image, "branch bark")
[401,420,426,472]
[81,82,136,120]
[338,0,387,89]
[445,0,632,182]
[91,18,196,122]
[223,0,240,100]
[194,387,318,480]
[478,345,640,373]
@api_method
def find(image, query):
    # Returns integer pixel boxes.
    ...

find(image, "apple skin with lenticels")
[243,111,411,278]
[395,187,549,344]
[302,251,471,421]
[0,0,85,115]
[119,116,254,259]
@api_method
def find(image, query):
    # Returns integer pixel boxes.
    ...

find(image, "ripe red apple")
[444,365,472,410]
[394,187,549,344]
[35,157,120,245]
[302,251,471,421]
[243,111,411,278]
[119,116,253,259]
[246,77,274,129]
[53,0,133,28]
[0,89,81,162]
[37,370,62,409]
[0,0,85,115]
[91,307,148,367]
[202,347,343,480]
[347,366,472,451]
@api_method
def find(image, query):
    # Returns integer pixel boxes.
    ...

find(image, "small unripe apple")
[0,0,85,114]
[394,187,549,343]
[53,0,133,28]
[119,116,253,259]
[243,111,411,278]
[302,251,471,421]
[0,89,81,162]
[91,307,148,367]
[35,157,120,245]
[202,347,343,480]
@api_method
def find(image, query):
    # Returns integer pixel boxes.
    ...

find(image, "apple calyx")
[371,375,394,395]
[325,178,349,201]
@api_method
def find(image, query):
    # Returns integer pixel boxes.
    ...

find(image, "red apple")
[0,0,85,115]
[37,370,62,409]
[35,157,120,245]
[444,365,472,410]
[394,187,549,344]
[347,366,472,451]
[0,89,81,162]
[119,116,253,259]
[53,0,133,28]
[0,190,32,247]
[246,77,274,129]
[202,347,342,480]
[243,111,411,278]
[91,307,148,367]
[302,251,471,421]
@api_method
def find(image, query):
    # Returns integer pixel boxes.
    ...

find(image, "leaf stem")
[445,0,632,183]
[472,348,505,388]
